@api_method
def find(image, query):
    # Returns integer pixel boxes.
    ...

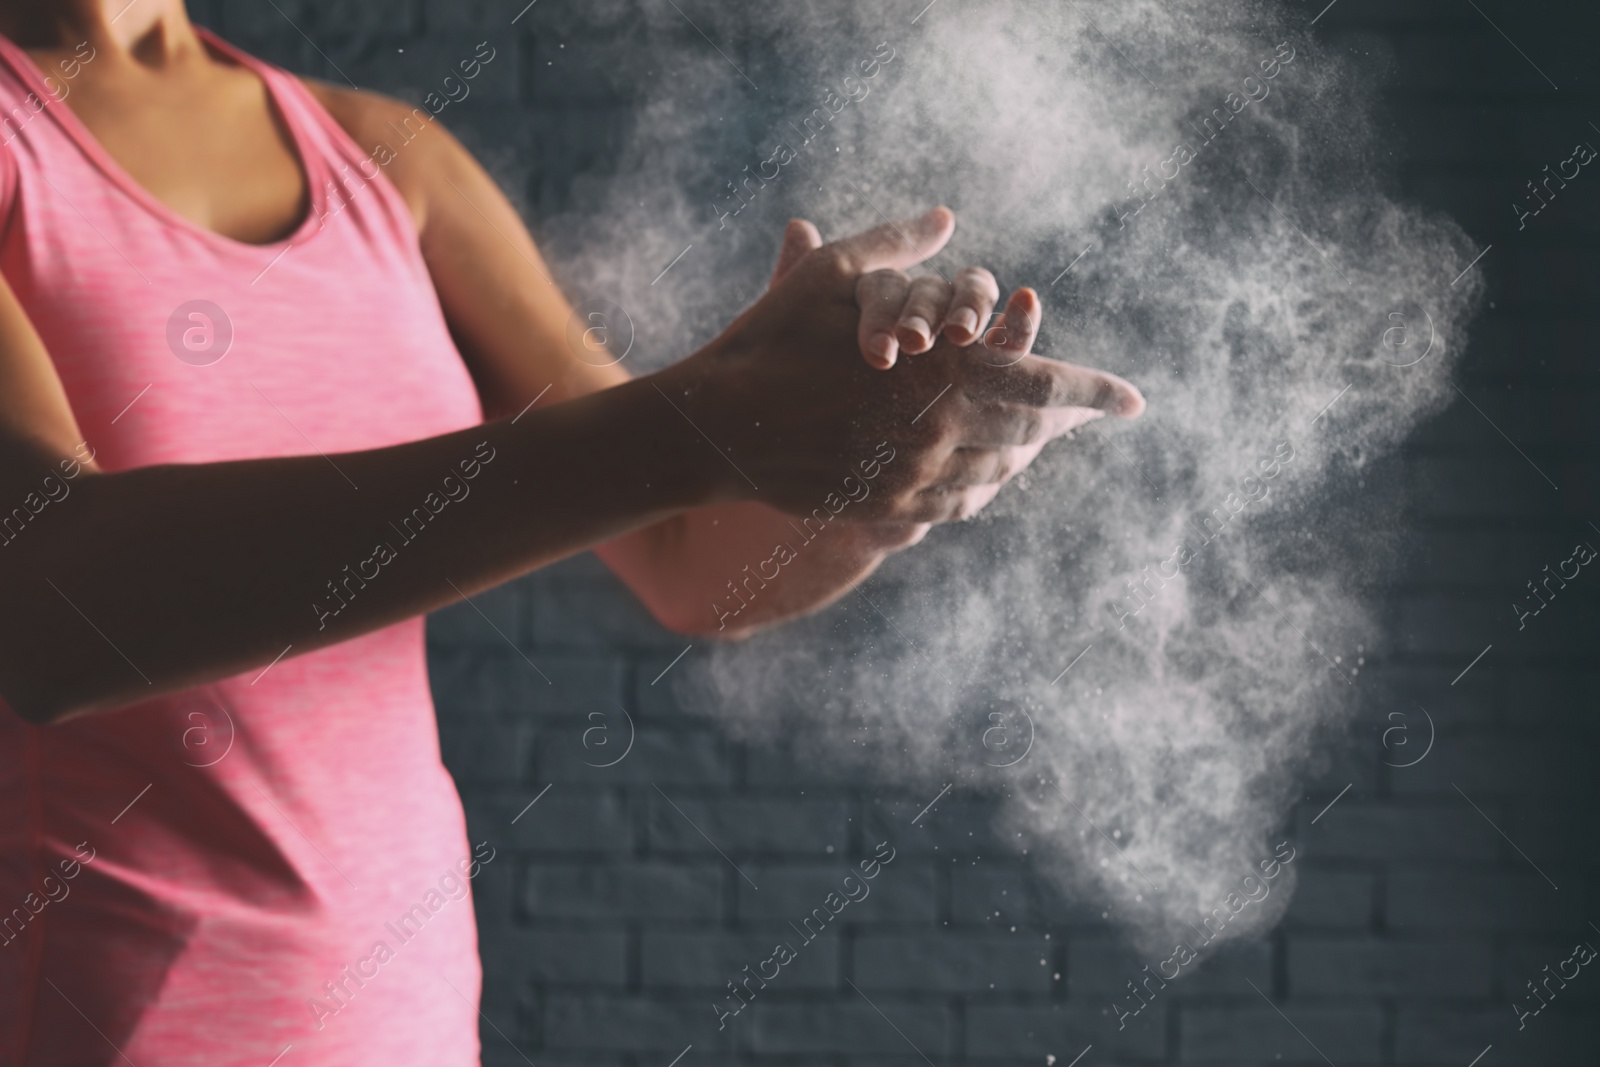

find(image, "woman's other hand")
[651,206,1145,526]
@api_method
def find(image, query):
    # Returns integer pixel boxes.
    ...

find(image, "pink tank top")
[0,30,489,1066]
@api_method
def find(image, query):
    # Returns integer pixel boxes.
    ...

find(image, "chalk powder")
[534,0,1483,954]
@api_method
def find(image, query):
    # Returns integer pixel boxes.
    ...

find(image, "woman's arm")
[0,278,712,723]
[310,87,1142,638]
[0,171,1121,726]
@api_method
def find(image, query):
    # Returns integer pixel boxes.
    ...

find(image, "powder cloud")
[533,0,1483,955]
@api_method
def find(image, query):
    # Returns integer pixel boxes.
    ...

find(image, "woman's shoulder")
[299,78,473,238]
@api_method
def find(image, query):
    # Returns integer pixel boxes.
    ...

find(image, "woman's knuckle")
[1091,375,1115,410]
[913,449,946,486]
[818,248,853,279]
[1017,407,1043,444]
[957,264,996,287]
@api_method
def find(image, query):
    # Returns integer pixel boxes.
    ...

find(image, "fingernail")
[869,332,897,361]
[949,309,978,336]
[899,316,931,346]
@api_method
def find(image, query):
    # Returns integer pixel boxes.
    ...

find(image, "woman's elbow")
[0,678,75,725]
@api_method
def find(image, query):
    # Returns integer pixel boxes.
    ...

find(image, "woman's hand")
[650,206,1144,526]
[769,208,1004,369]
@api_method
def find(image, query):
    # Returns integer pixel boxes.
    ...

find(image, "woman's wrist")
[493,365,734,523]
[629,341,755,509]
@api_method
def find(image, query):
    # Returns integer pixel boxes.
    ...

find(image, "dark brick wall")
[200,1,1600,1063]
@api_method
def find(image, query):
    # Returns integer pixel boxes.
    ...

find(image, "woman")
[0,1,1143,1063]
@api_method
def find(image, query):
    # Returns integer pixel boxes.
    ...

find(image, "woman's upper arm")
[307,82,629,418]
[0,264,96,473]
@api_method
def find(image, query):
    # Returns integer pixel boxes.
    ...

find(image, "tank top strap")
[0,34,73,233]
[194,28,354,176]
[194,27,426,261]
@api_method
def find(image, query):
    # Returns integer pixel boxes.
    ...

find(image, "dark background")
[200,1,1599,1063]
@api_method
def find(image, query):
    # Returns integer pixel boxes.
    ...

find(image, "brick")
[864,796,1004,855]
[1180,1004,1383,1063]
[1029,875,1114,930]
[208,2,313,38]
[1351,662,1496,728]
[743,744,874,787]
[1396,1005,1600,1064]
[1300,742,1383,795]
[646,794,852,855]
[1285,868,1376,929]
[965,1003,1164,1060]
[543,995,720,1052]
[521,862,721,922]
[1500,808,1600,882]
[1502,665,1600,729]
[344,33,520,108]
[1387,103,1516,167]
[527,30,660,103]
[1410,457,1566,521]
[481,928,628,985]
[440,719,534,785]
[530,570,684,652]
[1388,870,1587,927]
[1502,318,1600,380]
[1396,526,1502,585]
[1312,1,1482,29]
[630,644,705,717]
[484,1046,606,1067]
[534,723,734,786]
[467,852,514,930]
[1069,933,1270,997]
[854,931,1054,994]
[427,579,526,645]
[485,1051,621,1067]
[1390,734,1593,796]
[640,929,837,990]
[1500,244,1600,307]
[1393,592,1507,655]
[303,0,421,34]
[428,648,625,718]
[468,788,631,851]
[421,0,518,30]
[1499,936,1600,1002]
[518,105,632,213]
[1288,936,1492,997]
[950,864,1034,926]
[1389,27,1565,96]
[738,861,938,925]
[1508,387,1600,447]
[1296,803,1499,861]
[512,0,688,38]
[742,1001,949,1056]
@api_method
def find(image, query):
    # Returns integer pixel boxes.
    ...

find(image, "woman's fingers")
[981,287,1042,367]
[935,447,1011,488]
[867,277,1031,369]
[855,269,912,369]
[896,276,953,354]
[976,353,1146,417]
[830,205,956,275]
[902,482,1005,524]
[769,218,823,286]
[942,267,1000,344]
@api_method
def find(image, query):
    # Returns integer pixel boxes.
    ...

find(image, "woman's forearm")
[597,501,918,638]
[0,374,716,723]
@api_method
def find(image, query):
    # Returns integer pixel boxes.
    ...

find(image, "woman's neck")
[0,0,198,66]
